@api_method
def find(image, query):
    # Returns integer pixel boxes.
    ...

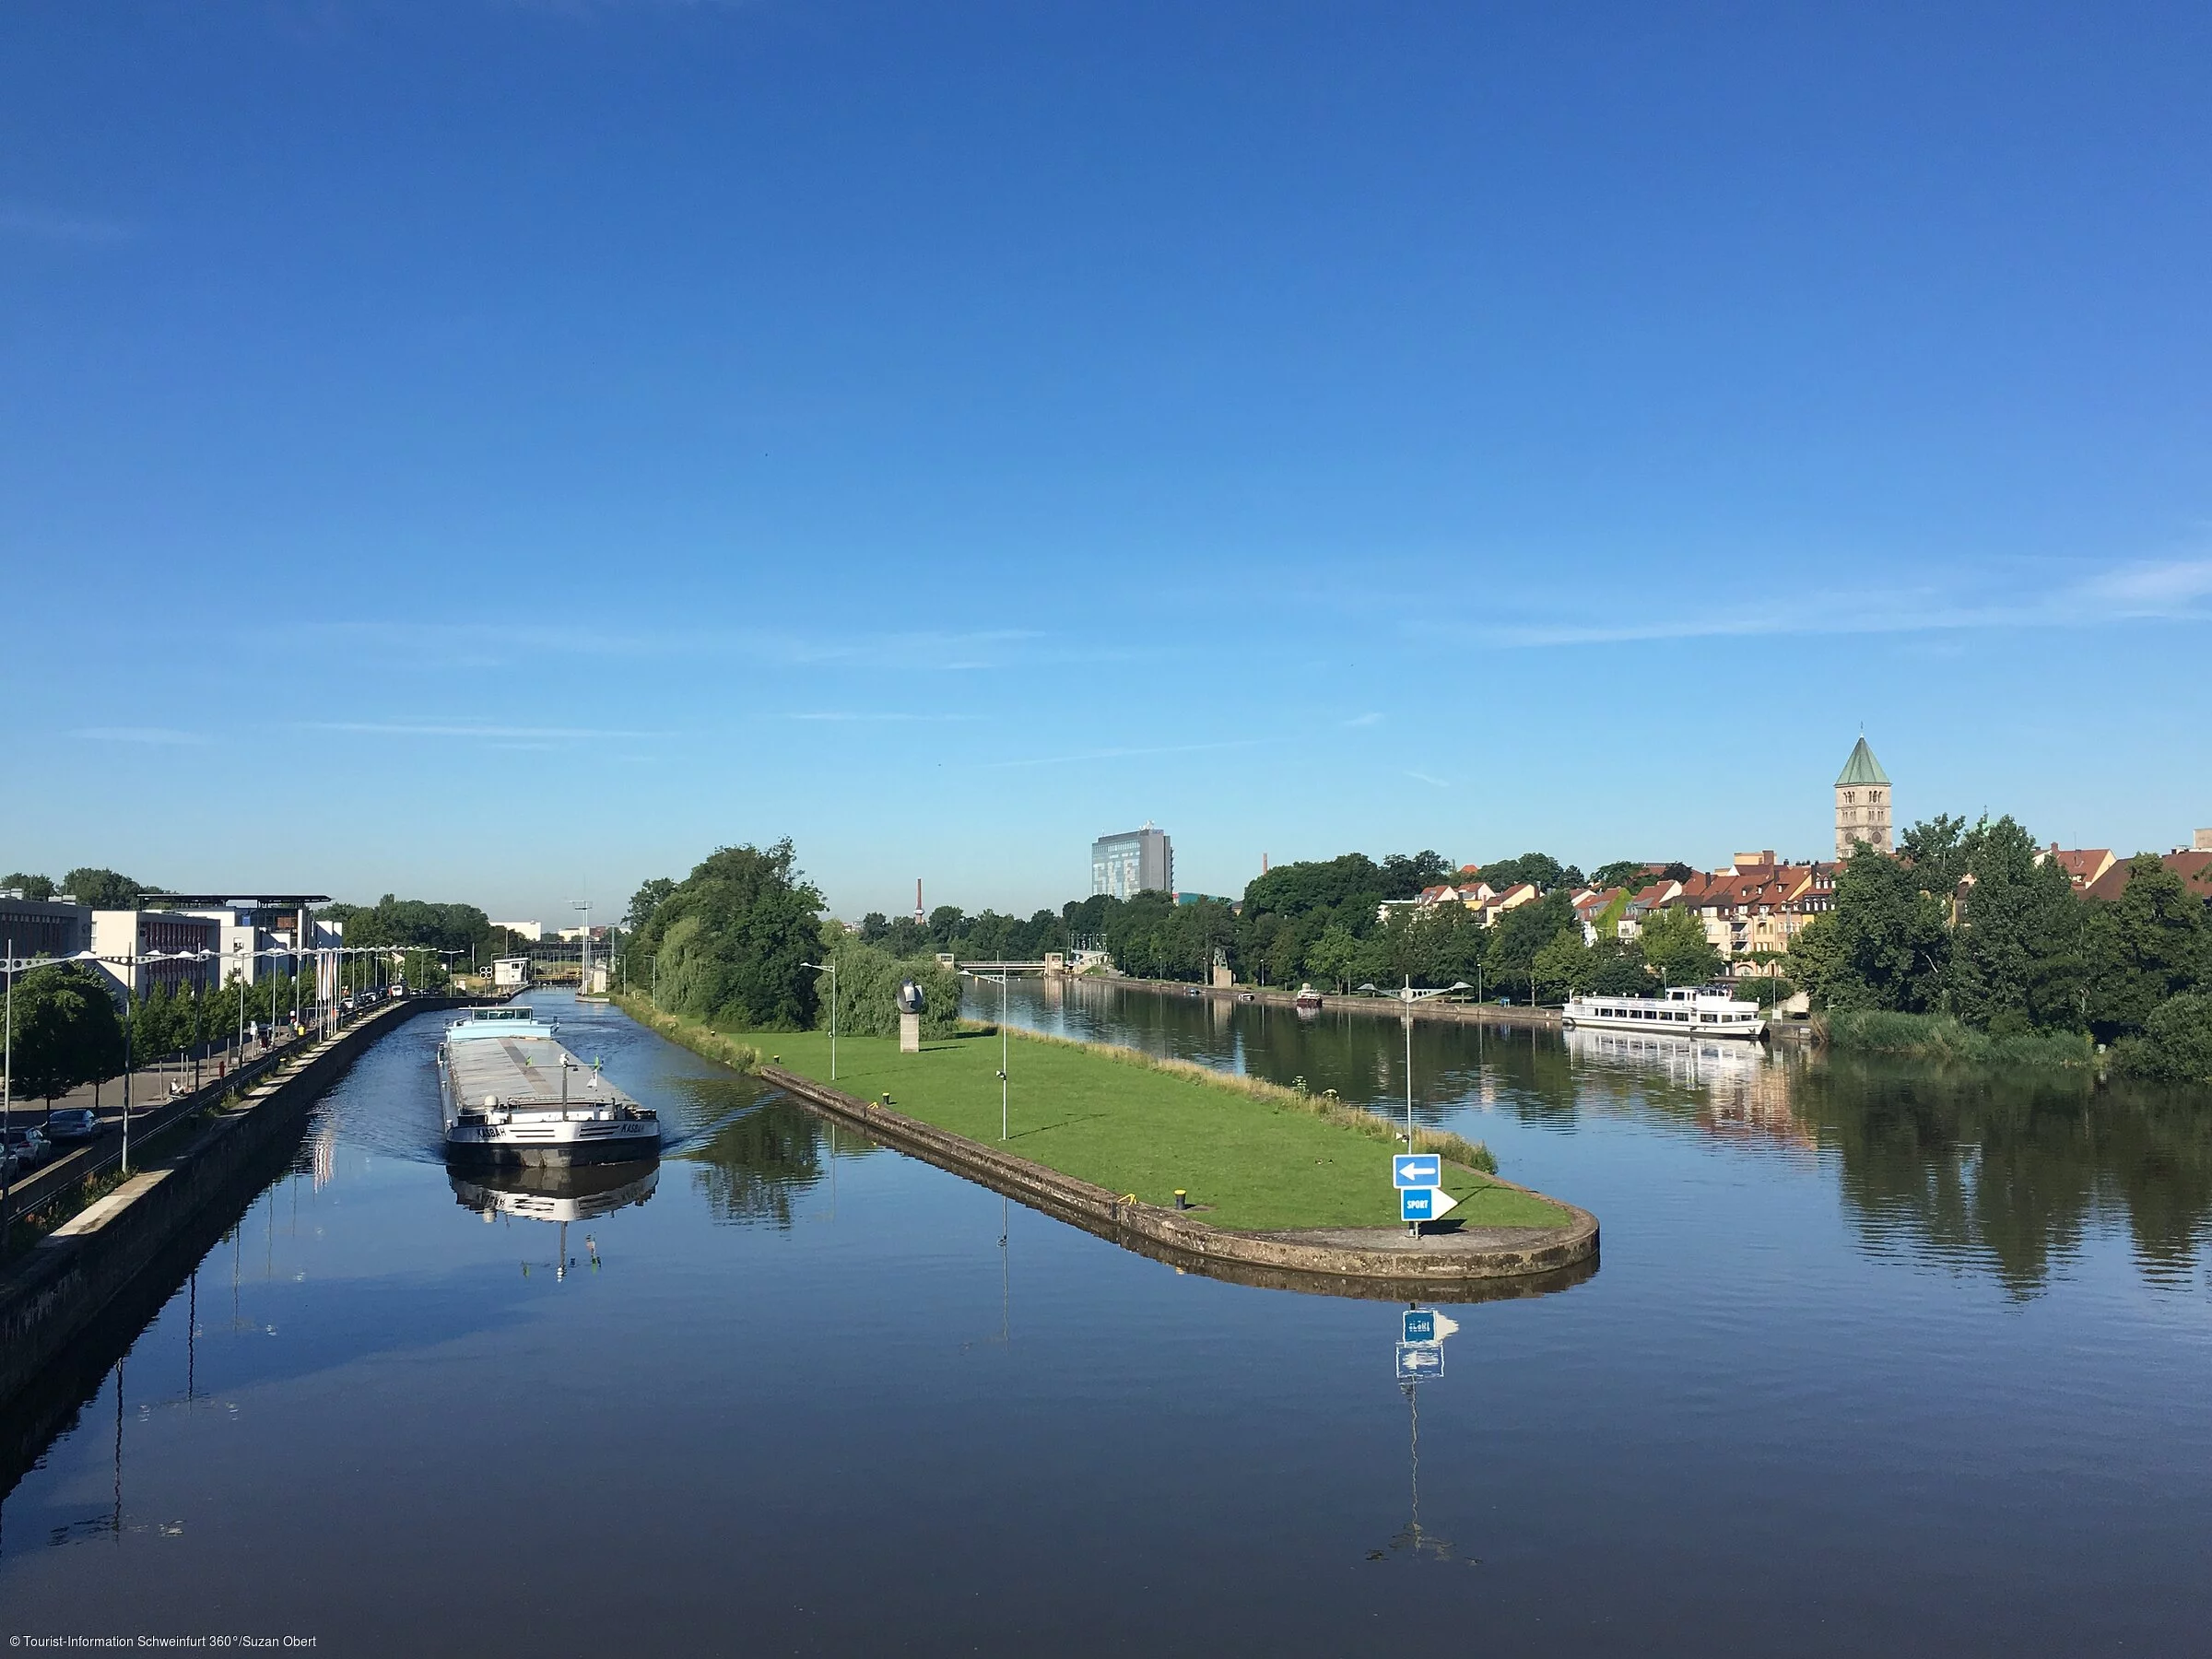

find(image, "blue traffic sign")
[1393,1153,1441,1189]
[1403,1309,1437,1345]
[1394,1342,1443,1382]
[1401,1186,1441,1222]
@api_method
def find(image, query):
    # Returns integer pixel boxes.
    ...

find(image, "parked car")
[1,1125,50,1169]
[42,1108,99,1144]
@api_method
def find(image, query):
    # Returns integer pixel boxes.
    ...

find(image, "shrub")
[2112,993,2212,1088]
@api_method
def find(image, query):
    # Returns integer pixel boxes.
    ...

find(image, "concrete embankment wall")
[759,1065,1598,1302]
[0,997,466,1411]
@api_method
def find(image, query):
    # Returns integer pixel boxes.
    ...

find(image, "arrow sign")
[1403,1309,1437,1345]
[1394,1342,1443,1382]
[1400,1186,1460,1224]
[1393,1153,1441,1189]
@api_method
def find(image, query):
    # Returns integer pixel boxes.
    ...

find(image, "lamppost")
[801,959,840,1080]
[960,968,1012,1142]
[1360,978,1471,1218]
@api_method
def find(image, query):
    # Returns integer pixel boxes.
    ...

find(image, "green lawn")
[752,1026,1571,1234]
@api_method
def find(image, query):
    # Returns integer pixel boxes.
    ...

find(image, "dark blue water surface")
[3,982,2209,1656]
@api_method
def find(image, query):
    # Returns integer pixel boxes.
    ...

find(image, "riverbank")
[1818,1009,2100,1068]
[0,996,476,1410]
[613,991,1597,1294]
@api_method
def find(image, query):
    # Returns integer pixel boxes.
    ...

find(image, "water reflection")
[449,1161,662,1225]
[681,1097,882,1229]
[982,979,2212,1297]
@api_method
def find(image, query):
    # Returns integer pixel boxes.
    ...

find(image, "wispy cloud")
[1340,712,1384,728]
[72,726,207,745]
[1449,556,2212,649]
[782,712,982,724]
[306,722,663,741]
[982,740,1261,770]
[0,206,131,243]
[1406,770,1450,788]
[308,620,1049,673]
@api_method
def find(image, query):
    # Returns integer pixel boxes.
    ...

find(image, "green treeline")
[1,962,351,1104]
[1789,815,2212,1082]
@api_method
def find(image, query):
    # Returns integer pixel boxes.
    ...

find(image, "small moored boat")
[1293,983,1324,1011]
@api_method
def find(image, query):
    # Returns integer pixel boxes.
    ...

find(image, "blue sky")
[5,1,2207,923]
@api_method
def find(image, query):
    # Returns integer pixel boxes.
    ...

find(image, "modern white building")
[493,957,531,988]
[89,910,224,998]
[1091,823,1173,900]
[494,920,545,943]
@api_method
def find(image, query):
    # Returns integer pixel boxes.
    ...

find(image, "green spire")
[1836,735,1888,787]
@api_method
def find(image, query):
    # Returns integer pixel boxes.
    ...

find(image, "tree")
[1947,817,2083,1034]
[1639,906,1724,987]
[1475,853,1582,893]
[1307,924,1360,993]
[2082,855,2209,1040]
[63,867,154,908]
[2113,993,2212,1088]
[3,872,56,901]
[630,841,824,1030]
[1379,851,1453,899]
[1799,843,1950,1012]
[5,961,124,1103]
[1487,890,1575,999]
[1587,861,1652,892]
[625,877,677,931]
[1899,813,1971,896]
[859,912,890,944]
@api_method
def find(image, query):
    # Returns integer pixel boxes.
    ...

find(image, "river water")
[3,983,2208,1655]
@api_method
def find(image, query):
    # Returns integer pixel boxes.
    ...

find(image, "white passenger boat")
[438,1006,661,1167]
[1559,983,1767,1041]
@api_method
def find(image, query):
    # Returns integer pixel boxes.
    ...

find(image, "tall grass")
[613,989,767,1073]
[1818,1009,2095,1068]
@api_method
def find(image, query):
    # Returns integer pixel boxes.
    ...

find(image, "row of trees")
[1787,814,2212,1082]
[2,867,159,907]
[2,961,356,1108]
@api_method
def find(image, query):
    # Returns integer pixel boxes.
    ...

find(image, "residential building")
[1673,860,1836,977]
[0,893,91,959]
[89,909,224,998]
[1834,736,1893,860]
[1091,824,1173,900]
[2043,846,2118,894]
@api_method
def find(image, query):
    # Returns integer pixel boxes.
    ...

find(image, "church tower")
[1834,736,1892,860]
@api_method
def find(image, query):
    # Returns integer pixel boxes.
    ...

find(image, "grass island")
[618,994,1596,1295]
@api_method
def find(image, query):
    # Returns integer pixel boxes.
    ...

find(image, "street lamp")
[959,968,1012,1142]
[1360,977,1471,1232]
[801,959,840,1081]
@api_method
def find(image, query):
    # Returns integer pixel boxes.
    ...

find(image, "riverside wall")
[0,996,473,1411]
[759,1064,1599,1302]
[1097,976,1563,1031]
